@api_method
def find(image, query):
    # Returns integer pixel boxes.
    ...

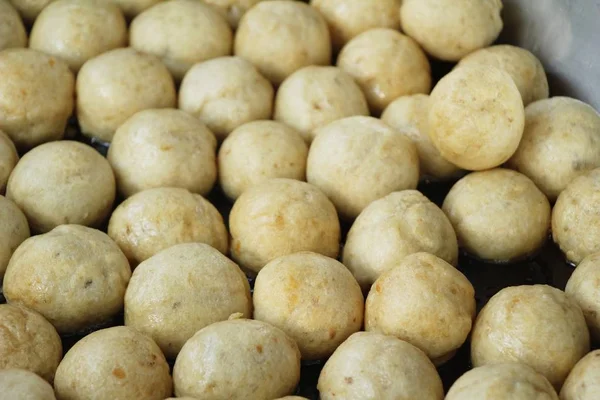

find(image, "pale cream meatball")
[0,304,62,383]
[365,252,475,365]
[471,285,590,389]
[458,45,549,106]
[318,332,443,400]
[76,47,176,143]
[428,65,525,170]
[307,116,419,220]
[507,97,600,202]
[234,0,331,85]
[3,225,131,334]
[130,0,232,82]
[54,326,172,400]
[253,252,364,360]
[179,56,274,141]
[552,168,600,264]
[108,187,228,266]
[218,120,308,200]
[173,319,301,399]
[0,49,74,150]
[561,350,600,400]
[108,108,217,198]
[202,0,264,29]
[30,0,127,72]
[8,0,54,23]
[566,252,600,340]
[400,0,503,62]
[273,66,369,142]
[0,196,29,282]
[446,363,559,400]
[110,0,163,18]
[275,397,308,400]
[337,28,431,114]
[0,0,27,51]
[229,179,340,274]
[0,369,56,400]
[0,130,18,194]
[6,141,116,234]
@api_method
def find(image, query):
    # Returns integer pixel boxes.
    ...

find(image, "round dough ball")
[130,0,232,82]
[179,56,274,141]
[337,28,431,114]
[458,45,549,106]
[218,120,308,200]
[173,319,301,399]
[0,196,29,281]
[30,0,127,72]
[273,66,369,143]
[443,169,550,262]
[561,350,600,400]
[202,0,264,29]
[552,168,600,264]
[76,47,176,142]
[125,243,252,359]
[310,0,401,50]
[381,94,461,180]
[400,0,503,61]
[54,326,172,400]
[343,190,458,288]
[3,225,131,334]
[234,0,331,85]
[110,0,163,18]
[0,49,74,150]
[8,0,54,23]
[6,141,116,234]
[229,179,340,274]
[0,130,18,194]
[365,252,475,365]
[108,108,217,198]
[108,187,228,266]
[307,116,419,220]
[275,397,308,400]
[446,363,559,400]
[318,332,443,400]
[507,97,600,202]
[428,65,525,170]
[0,369,56,400]
[0,304,62,383]
[0,0,27,51]
[566,252,600,340]
[253,252,364,360]
[471,285,590,389]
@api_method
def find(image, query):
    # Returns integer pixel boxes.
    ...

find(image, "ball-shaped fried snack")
[310,0,401,51]
[275,398,308,400]
[273,66,369,143]
[566,252,600,341]
[471,285,590,389]
[234,0,331,85]
[77,47,176,142]
[125,243,252,359]
[202,0,264,29]
[507,97,600,202]
[179,56,274,141]
[443,169,551,262]
[229,179,340,274]
[130,0,232,82]
[173,319,301,399]
[0,369,56,400]
[0,196,29,282]
[110,0,163,18]
[343,191,458,288]
[0,130,18,194]
[253,252,364,360]
[381,94,461,180]
[6,141,116,234]
[552,168,600,264]
[3,225,131,334]
[8,0,54,23]
[307,116,419,220]
[446,363,559,400]
[0,0,27,51]
[30,0,127,72]
[0,49,74,151]
[218,120,308,200]
[428,65,524,170]
[337,28,431,114]
[108,187,228,266]
[318,332,443,400]
[561,350,600,400]
[108,108,217,198]
[400,0,503,62]
[458,45,549,106]
[54,326,172,400]
[365,252,475,365]
[0,304,62,383]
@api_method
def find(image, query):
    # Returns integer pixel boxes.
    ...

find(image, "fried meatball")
[561,350,600,400]
[0,196,29,282]
[0,0,27,51]
[0,369,56,400]
[566,252,600,340]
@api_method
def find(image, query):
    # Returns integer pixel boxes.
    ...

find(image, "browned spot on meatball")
[344,376,353,384]
[329,328,336,339]
[112,368,126,379]
[256,344,263,354]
